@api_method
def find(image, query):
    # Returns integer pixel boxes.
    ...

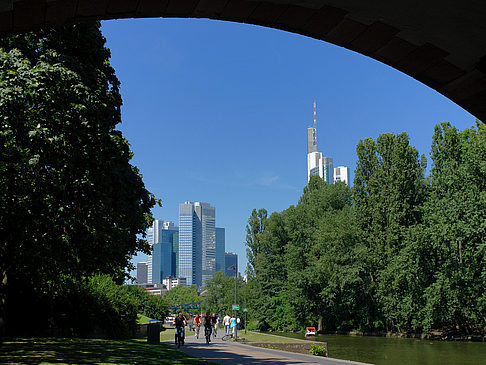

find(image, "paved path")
[164,332,371,365]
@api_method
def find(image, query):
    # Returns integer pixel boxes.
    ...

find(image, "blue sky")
[100,18,474,275]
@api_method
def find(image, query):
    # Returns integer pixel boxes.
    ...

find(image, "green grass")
[137,313,153,324]
[234,331,308,343]
[0,337,209,364]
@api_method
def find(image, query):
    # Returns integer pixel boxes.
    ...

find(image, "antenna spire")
[312,100,317,147]
[313,100,316,129]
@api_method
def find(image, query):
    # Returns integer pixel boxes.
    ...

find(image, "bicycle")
[175,326,185,348]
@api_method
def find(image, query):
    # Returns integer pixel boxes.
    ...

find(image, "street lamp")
[244,275,247,335]
[228,264,238,340]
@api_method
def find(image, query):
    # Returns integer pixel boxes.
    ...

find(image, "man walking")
[223,313,231,336]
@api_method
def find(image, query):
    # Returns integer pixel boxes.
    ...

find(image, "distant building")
[224,252,238,277]
[215,227,226,273]
[306,101,333,184]
[179,201,216,287]
[147,220,178,284]
[137,262,148,284]
[334,166,350,185]
[162,277,187,290]
[152,223,178,284]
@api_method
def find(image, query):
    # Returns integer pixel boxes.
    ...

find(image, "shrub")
[310,344,325,356]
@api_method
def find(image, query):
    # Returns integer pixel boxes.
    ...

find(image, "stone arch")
[0,0,485,121]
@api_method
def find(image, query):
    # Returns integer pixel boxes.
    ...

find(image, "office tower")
[137,262,148,284]
[151,222,178,284]
[179,201,216,287]
[215,227,226,273]
[224,252,238,277]
[334,166,350,185]
[307,101,333,184]
[146,219,164,284]
[173,231,179,277]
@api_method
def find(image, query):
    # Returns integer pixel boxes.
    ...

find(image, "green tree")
[353,132,426,331]
[164,285,201,309]
[245,208,268,278]
[418,121,486,333]
[0,23,157,335]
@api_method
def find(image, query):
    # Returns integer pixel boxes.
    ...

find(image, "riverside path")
[164,332,370,365]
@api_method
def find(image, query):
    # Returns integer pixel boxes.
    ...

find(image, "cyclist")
[194,313,201,339]
[203,312,212,343]
[173,312,186,346]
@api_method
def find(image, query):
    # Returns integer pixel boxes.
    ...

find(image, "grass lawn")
[234,331,309,343]
[136,314,153,324]
[0,337,210,364]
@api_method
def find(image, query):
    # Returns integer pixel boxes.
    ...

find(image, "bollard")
[147,321,160,344]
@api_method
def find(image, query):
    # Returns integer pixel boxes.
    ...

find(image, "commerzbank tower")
[307,101,334,184]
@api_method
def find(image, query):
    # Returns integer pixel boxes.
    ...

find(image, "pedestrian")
[223,313,231,335]
[230,314,236,337]
[211,313,218,337]
[237,316,241,330]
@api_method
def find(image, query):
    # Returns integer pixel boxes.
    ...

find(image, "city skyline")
[100,19,475,277]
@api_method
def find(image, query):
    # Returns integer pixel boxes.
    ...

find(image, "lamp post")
[228,264,238,340]
[244,275,247,335]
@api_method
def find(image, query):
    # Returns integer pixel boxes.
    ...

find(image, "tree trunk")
[0,272,6,338]
[318,315,323,333]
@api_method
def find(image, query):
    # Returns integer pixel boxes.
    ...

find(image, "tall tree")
[0,23,157,335]
[418,121,486,333]
[245,208,268,278]
[353,132,426,330]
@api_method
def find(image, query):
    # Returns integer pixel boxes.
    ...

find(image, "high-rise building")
[215,227,226,273]
[147,220,178,284]
[224,252,238,277]
[179,201,216,287]
[146,219,164,284]
[334,166,350,185]
[306,101,333,184]
[136,262,148,284]
[152,222,178,284]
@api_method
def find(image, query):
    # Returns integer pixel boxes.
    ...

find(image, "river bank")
[271,331,486,365]
[318,330,486,342]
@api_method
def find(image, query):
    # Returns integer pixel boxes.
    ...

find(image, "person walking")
[211,313,218,337]
[237,316,241,330]
[223,313,231,335]
[230,314,236,337]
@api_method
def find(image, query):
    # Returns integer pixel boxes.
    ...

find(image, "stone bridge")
[0,0,485,121]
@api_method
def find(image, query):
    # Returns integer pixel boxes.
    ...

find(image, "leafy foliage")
[242,124,486,337]
[0,23,157,335]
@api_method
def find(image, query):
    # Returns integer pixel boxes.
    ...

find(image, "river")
[274,332,486,364]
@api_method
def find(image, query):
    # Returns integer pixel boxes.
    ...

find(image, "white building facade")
[334,166,350,185]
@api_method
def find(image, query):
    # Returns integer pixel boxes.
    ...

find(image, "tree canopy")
[0,23,157,335]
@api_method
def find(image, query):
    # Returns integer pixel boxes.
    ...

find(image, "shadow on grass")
[0,337,208,364]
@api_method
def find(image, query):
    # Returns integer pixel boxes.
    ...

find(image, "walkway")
[164,332,371,365]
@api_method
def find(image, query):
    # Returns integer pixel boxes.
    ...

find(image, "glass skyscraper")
[179,201,216,287]
[215,227,225,273]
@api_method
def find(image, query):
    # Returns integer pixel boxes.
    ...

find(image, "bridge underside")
[0,0,485,121]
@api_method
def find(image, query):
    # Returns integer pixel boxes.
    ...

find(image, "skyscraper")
[151,222,178,284]
[334,166,350,185]
[147,220,178,284]
[307,101,334,184]
[179,201,216,287]
[137,262,148,284]
[224,252,238,277]
[215,227,226,273]
[146,219,164,284]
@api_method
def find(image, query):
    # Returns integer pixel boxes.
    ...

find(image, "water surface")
[274,332,486,365]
